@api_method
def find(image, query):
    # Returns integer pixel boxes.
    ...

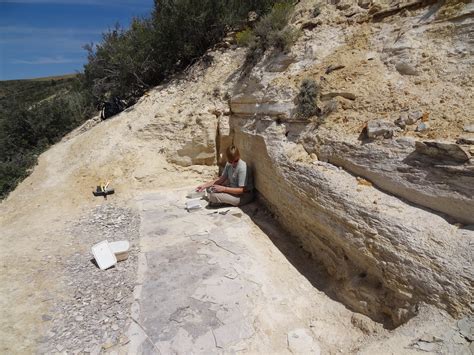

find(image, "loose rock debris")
[38,204,140,354]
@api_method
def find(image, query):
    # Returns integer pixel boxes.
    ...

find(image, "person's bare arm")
[211,185,244,195]
[196,175,227,192]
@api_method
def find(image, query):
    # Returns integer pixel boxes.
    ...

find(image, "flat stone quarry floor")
[126,189,371,354]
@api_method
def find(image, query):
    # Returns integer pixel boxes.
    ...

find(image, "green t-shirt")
[222,160,254,192]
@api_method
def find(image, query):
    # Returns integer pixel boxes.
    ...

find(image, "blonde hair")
[226,145,240,162]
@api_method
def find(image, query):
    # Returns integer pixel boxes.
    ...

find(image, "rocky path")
[125,189,371,354]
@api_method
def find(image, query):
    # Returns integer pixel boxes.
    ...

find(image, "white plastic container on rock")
[109,240,130,262]
[91,240,117,270]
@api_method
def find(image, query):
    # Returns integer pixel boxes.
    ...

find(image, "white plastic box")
[109,240,130,262]
[91,240,117,270]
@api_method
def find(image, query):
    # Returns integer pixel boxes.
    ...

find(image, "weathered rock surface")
[37,205,140,354]
[307,133,474,224]
[395,61,419,76]
[416,121,430,132]
[415,140,471,163]
[127,191,367,354]
[464,123,474,133]
[366,119,398,139]
[233,117,473,327]
[266,53,296,72]
[230,92,295,119]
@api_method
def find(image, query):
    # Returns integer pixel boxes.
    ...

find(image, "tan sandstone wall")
[232,116,472,328]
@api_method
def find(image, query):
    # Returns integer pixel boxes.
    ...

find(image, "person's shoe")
[205,202,225,209]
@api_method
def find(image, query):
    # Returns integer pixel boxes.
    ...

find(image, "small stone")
[356,177,372,187]
[56,344,65,352]
[395,112,408,128]
[336,0,351,10]
[415,141,471,162]
[395,62,419,76]
[75,316,84,322]
[463,123,474,133]
[419,334,442,343]
[416,121,430,132]
[117,313,127,320]
[414,341,437,352]
[351,313,378,334]
[457,317,473,341]
[224,271,238,279]
[287,329,321,354]
[456,137,474,145]
[102,341,115,349]
[407,110,423,124]
[115,292,123,302]
[366,119,397,139]
[111,324,119,331]
[358,0,372,9]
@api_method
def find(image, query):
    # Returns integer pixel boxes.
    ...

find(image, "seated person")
[196,145,254,207]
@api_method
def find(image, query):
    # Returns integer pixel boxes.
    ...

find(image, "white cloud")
[12,56,82,64]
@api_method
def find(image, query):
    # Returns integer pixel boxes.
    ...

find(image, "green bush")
[83,19,158,103]
[236,28,256,47]
[296,79,320,119]
[268,26,299,52]
[243,1,298,66]
[83,0,280,104]
[0,78,93,199]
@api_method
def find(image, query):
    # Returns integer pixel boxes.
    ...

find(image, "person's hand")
[196,185,205,192]
[211,185,226,193]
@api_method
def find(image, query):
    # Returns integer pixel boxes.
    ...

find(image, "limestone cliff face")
[223,0,474,326]
[234,117,472,327]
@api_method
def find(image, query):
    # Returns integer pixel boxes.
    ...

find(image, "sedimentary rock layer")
[233,116,473,327]
[304,132,474,225]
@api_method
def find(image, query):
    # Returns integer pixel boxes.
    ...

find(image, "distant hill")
[0,75,78,107]
[0,73,93,199]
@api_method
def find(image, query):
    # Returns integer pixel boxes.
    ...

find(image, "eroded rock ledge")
[231,116,473,328]
[303,131,474,225]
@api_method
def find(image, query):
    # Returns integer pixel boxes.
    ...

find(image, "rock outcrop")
[232,117,472,327]
[222,0,474,327]
[305,133,474,225]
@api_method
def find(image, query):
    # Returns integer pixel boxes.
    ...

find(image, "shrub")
[254,1,293,47]
[0,78,93,199]
[83,20,157,103]
[82,1,280,104]
[236,28,256,47]
[296,79,321,119]
[244,1,298,66]
[268,26,299,52]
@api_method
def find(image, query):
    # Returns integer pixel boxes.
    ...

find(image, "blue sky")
[0,0,154,80]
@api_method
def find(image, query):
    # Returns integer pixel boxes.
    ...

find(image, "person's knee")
[208,192,218,203]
